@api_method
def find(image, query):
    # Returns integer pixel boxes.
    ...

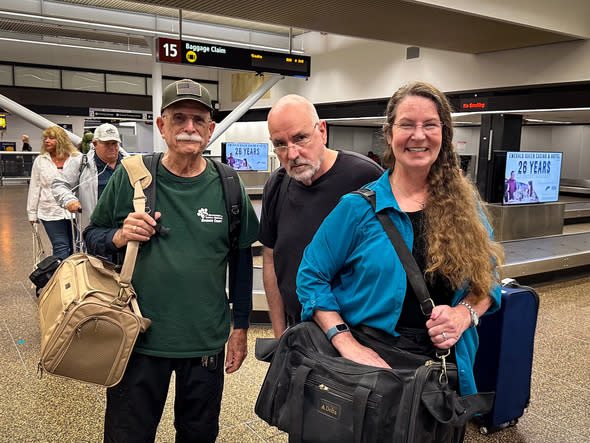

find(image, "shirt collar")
[371,170,403,213]
[94,151,122,171]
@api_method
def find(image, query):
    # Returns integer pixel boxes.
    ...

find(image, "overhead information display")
[157,38,311,78]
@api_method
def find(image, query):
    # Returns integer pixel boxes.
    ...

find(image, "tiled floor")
[1,183,589,442]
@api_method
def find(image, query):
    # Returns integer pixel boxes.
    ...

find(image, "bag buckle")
[436,349,450,385]
[111,285,133,308]
[420,298,435,316]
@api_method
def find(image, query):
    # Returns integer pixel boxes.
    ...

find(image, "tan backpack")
[38,154,152,387]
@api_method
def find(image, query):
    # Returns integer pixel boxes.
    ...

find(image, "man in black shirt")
[258,95,384,337]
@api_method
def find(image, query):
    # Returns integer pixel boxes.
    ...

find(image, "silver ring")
[441,332,447,340]
[133,225,137,233]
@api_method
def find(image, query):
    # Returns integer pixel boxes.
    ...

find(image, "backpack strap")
[212,159,242,251]
[141,153,163,217]
[353,188,435,318]
[79,153,88,175]
[121,154,153,191]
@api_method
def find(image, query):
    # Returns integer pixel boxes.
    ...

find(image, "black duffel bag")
[255,189,495,442]
[255,321,493,443]
[29,255,62,292]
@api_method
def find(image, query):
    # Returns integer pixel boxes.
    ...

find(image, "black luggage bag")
[472,279,540,434]
[29,255,62,292]
[256,321,493,443]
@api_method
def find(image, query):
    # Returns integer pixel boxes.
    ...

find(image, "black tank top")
[396,210,455,329]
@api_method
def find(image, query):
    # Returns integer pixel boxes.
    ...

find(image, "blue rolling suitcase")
[472,279,540,434]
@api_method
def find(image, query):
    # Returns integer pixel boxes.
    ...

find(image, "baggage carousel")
[500,231,590,278]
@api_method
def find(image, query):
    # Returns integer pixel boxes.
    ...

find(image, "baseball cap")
[161,79,213,112]
[93,123,121,143]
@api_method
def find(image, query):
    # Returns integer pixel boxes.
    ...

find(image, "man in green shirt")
[84,79,259,443]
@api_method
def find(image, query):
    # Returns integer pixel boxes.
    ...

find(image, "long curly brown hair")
[382,82,503,300]
[40,126,78,159]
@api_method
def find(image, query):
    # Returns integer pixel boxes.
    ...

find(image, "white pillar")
[150,37,165,153]
[0,93,81,146]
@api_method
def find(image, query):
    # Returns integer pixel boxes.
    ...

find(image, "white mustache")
[176,134,203,142]
[288,159,307,168]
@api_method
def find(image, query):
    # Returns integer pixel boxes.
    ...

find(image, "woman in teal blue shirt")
[297,81,504,396]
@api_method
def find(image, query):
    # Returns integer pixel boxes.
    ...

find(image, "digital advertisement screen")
[221,142,268,171]
[503,151,563,205]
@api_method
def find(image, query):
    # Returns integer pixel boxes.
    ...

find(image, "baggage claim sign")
[156,38,311,77]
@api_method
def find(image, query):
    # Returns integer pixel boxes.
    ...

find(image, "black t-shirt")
[258,151,384,319]
[396,210,455,329]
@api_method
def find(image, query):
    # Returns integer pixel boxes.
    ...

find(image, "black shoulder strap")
[79,154,88,174]
[353,188,434,317]
[212,159,242,251]
[273,169,291,224]
[141,152,163,217]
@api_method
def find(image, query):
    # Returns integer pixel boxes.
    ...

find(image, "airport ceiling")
[124,0,581,54]
[1,0,590,124]
[1,0,583,54]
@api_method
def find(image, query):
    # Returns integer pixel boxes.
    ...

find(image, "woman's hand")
[331,332,391,368]
[313,310,390,368]
[112,211,161,248]
[426,304,471,349]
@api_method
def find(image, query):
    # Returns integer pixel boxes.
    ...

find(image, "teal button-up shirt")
[297,171,501,395]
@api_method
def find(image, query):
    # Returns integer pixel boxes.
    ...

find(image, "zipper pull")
[37,361,44,379]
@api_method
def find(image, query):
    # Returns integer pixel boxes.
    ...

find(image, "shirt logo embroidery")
[197,208,223,223]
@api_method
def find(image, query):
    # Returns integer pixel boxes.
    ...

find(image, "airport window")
[14,66,60,89]
[62,70,105,92]
[4,63,219,102]
[0,65,13,86]
[106,74,145,95]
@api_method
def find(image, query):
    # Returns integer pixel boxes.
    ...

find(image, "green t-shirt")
[91,158,259,358]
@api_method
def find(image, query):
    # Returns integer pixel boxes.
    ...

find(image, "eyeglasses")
[271,123,319,155]
[164,112,212,128]
[392,121,444,134]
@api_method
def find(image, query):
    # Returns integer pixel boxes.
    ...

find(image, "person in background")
[367,150,380,165]
[52,123,128,234]
[84,79,259,443]
[505,170,517,201]
[258,94,383,337]
[26,126,80,260]
[22,134,32,151]
[227,152,236,168]
[297,82,504,438]
[241,158,252,170]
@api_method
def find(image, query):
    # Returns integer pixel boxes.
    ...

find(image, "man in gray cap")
[52,122,128,234]
[84,79,259,443]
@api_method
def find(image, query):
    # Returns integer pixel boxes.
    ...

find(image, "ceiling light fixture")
[0,37,151,56]
[524,118,573,124]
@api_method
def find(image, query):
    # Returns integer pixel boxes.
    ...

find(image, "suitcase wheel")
[479,419,519,435]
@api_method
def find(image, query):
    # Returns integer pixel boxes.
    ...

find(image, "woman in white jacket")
[26,126,80,260]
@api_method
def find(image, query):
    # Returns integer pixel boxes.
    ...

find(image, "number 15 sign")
[158,38,182,64]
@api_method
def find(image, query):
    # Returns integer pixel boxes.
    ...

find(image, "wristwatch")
[326,323,350,341]
[458,301,479,328]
